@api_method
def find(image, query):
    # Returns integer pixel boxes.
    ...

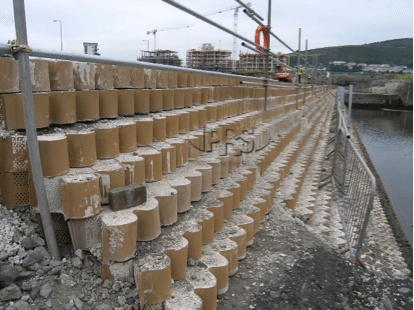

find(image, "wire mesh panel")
[331,90,376,262]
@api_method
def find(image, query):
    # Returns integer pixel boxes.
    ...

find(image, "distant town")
[329,61,412,73]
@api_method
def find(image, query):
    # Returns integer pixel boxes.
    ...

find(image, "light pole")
[142,40,149,51]
[53,19,62,51]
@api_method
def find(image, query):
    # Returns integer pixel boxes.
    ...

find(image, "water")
[351,109,413,246]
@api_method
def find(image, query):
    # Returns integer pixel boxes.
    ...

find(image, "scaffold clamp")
[11,44,32,54]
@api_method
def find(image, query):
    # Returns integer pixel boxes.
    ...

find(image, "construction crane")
[147,24,194,51]
[204,2,252,64]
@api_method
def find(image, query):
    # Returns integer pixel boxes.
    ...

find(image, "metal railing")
[330,86,376,262]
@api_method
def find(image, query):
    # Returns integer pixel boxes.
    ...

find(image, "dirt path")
[218,203,413,310]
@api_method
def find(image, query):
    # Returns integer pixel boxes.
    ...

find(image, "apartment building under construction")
[186,43,234,73]
[238,52,289,72]
[138,50,182,67]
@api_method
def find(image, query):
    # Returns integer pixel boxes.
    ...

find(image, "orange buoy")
[254,26,268,52]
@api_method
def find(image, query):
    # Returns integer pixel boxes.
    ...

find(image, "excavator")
[274,53,291,82]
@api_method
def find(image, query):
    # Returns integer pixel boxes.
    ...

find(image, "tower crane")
[204,2,251,62]
[147,24,194,51]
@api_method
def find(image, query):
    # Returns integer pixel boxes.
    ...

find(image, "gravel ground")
[218,200,413,310]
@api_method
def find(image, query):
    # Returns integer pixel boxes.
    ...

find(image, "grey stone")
[94,304,112,310]
[188,258,196,266]
[47,266,61,276]
[20,279,38,291]
[60,274,77,287]
[34,247,51,261]
[72,257,83,269]
[112,282,121,292]
[81,271,90,280]
[18,271,36,279]
[30,284,40,299]
[93,278,103,287]
[102,279,112,289]
[126,289,138,299]
[31,235,45,246]
[382,297,393,310]
[74,249,84,260]
[27,263,41,271]
[399,287,410,294]
[16,248,27,260]
[0,251,10,261]
[5,300,34,310]
[74,297,84,310]
[21,251,43,267]
[0,264,20,282]
[270,291,279,298]
[64,303,75,310]
[118,295,126,306]
[21,238,36,250]
[39,283,53,298]
[0,284,22,301]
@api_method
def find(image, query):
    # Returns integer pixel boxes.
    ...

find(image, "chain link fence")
[331,87,376,262]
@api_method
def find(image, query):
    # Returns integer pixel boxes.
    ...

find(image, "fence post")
[263,0,272,114]
[348,84,353,129]
[303,85,306,105]
[296,86,299,109]
[13,0,60,260]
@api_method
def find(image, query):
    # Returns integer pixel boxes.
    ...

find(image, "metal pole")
[303,84,306,106]
[298,28,301,67]
[0,44,266,82]
[13,0,60,260]
[53,20,62,51]
[348,85,353,128]
[240,81,297,89]
[305,40,308,65]
[263,0,271,113]
[162,0,267,51]
[59,20,63,51]
[241,42,266,56]
[268,29,299,55]
[296,86,299,109]
[236,0,265,21]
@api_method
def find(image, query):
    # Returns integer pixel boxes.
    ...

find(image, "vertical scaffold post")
[296,86,299,109]
[348,84,353,129]
[304,85,306,106]
[297,28,301,68]
[13,0,60,260]
[263,0,272,114]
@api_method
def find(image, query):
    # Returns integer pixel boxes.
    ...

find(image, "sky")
[1,0,413,65]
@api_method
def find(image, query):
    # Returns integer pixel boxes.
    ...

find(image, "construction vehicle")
[273,53,291,82]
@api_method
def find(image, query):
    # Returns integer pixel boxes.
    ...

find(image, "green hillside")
[288,38,413,69]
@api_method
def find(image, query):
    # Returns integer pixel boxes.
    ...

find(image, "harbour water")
[351,109,413,246]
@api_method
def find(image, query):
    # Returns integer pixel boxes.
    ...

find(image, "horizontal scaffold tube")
[161,0,268,52]
[0,43,265,82]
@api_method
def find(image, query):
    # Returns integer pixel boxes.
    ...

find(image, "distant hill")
[288,38,413,69]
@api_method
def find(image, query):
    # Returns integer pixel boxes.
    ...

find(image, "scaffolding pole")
[12,0,60,260]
